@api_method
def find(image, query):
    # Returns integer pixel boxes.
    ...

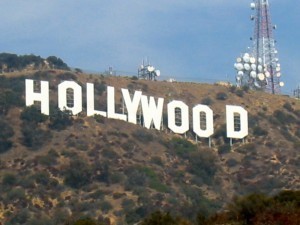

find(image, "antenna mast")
[234,0,284,93]
[252,0,282,94]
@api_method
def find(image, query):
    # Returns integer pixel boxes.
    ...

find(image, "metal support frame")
[252,0,281,94]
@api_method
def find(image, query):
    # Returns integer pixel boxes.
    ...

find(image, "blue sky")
[0,0,299,94]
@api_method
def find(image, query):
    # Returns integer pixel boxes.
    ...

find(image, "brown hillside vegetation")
[0,69,299,225]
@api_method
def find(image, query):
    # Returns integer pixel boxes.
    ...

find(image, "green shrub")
[228,193,271,224]
[253,126,268,136]
[188,150,218,184]
[20,105,48,123]
[64,159,92,188]
[280,129,297,142]
[218,144,231,154]
[216,92,228,100]
[149,179,170,193]
[99,201,113,213]
[273,110,297,125]
[295,129,300,138]
[101,148,119,159]
[213,124,229,143]
[0,90,24,115]
[88,190,105,200]
[122,198,136,212]
[71,218,98,225]
[248,114,260,128]
[201,97,213,105]
[21,122,51,150]
[0,119,14,140]
[226,158,239,167]
[0,118,14,153]
[141,211,177,225]
[125,169,147,188]
[6,188,26,201]
[235,89,244,97]
[110,172,124,184]
[132,129,154,143]
[121,139,137,152]
[150,156,163,166]
[93,161,110,184]
[94,80,106,95]
[242,85,250,92]
[283,102,293,111]
[168,137,197,159]
[47,56,70,70]
[37,151,58,166]
[7,208,30,224]
[49,108,73,130]
[2,173,17,186]
[32,171,52,186]
[94,114,105,124]
[235,143,256,154]
[229,85,237,93]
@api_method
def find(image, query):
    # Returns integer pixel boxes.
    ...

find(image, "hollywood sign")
[25,79,248,139]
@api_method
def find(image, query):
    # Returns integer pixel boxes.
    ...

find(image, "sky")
[0,0,299,94]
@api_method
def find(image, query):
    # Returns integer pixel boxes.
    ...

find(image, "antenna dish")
[236,63,244,71]
[276,67,281,72]
[276,72,281,77]
[155,70,161,76]
[250,3,256,9]
[243,54,250,63]
[236,57,242,63]
[147,66,155,72]
[258,73,265,81]
[265,71,270,78]
[244,63,251,71]
[250,57,256,64]
[279,82,285,87]
[250,71,257,78]
[258,58,263,64]
[251,64,257,71]
[257,65,263,72]
[238,71,244,76]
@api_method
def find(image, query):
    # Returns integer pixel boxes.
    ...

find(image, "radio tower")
[234,0,284,94]
[252,0,283,94]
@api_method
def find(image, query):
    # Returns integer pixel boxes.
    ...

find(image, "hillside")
[0,68,299,225]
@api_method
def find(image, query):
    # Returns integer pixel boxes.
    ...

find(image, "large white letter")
[141,95,164,130]
[193,104,214,138]
[107,86,127,121]
[167,101,189,134]
[122,88,142,124]
[226,105,248,139]
[25,79,49,115]
[58,81,82,115]
[86,83,107,117]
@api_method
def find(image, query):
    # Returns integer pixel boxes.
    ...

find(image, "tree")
[0,118,14,153]
[20,105,48,124]
[140,211,177,225]
[227,193,271,224]
[47,56,70,70]
[49,108,73,130]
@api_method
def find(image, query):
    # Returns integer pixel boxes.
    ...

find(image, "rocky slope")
[0,69,299,225]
